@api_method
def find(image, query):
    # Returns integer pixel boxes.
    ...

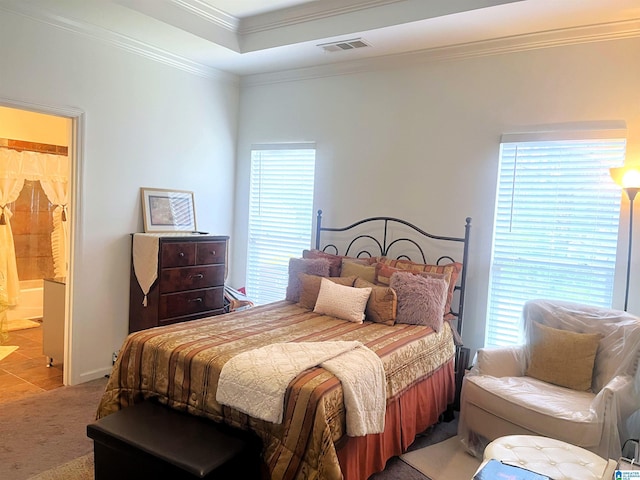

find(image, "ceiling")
[2,0,640,78]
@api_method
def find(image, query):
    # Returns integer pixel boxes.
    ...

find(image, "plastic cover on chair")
[459,299,640,460]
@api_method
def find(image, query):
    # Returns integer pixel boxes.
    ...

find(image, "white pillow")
[314,277,372,323]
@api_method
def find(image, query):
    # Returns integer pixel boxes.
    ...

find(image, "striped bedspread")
[97,300,456,480]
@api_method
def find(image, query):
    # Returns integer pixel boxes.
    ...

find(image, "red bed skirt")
[336,359,455,480]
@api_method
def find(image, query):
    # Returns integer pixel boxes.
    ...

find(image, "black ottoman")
[87,400,261,479]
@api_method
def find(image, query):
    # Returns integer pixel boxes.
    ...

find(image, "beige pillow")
[341,259,377,283]
[525,321,601,391]
[354,277,397,326]
[297,274,357,310]
[314,277,372,323]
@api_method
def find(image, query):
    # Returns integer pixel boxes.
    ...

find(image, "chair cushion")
[526,321,601,391]
[463,375,601,447]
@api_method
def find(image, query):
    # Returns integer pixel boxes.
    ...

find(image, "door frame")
[0,96,84,386]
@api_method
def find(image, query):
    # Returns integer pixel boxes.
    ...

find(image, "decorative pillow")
[341,259,377,283]
[303,249,344,277]
[285,257,330,302]
[375,261,460,319]
[314,277,372,323]
[525,321,601,391]
[390,271,448,331]
[354,277,397,326]
[303,249,377,277]
[297,273,357,310]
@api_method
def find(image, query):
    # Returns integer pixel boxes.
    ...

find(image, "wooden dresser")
[129,234,229,333]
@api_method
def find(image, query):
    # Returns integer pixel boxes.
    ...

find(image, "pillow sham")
[341,259,377,283]
[314,277,372,323]
[390,271,448,331]
[354,277,397,326]
[297,273,357,310]
[285,257,330,302]
[525,321,601,391]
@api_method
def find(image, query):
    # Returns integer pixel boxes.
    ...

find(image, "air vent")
[318,38,371,53]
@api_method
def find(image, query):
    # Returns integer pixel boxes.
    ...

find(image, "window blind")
[486,137,626,347]
[246,144,316,305]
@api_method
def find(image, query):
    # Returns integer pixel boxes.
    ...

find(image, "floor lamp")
[610,166,640,311]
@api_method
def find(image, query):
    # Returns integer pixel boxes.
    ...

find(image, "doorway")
[0,103,77,404]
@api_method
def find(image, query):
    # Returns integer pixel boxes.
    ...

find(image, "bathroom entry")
[0,106,71,400]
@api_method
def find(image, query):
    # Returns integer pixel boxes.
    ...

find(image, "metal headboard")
[314,209,471,336]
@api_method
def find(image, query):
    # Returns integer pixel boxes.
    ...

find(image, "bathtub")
[7,279,44,322]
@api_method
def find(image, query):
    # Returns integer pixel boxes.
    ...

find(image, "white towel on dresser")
[216,341,386,436]
[132,234,160,307]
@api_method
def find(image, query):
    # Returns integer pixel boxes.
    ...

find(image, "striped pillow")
[375,260,461,319]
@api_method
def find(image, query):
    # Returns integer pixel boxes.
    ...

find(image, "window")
[486,133,626,347]
[246,144,316,305]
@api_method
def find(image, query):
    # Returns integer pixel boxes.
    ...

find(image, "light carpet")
[401,435,482,480]
[27,453,93,480]
[7,318,41,331]
[0,345,18,361]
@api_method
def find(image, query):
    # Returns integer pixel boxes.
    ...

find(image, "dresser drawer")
[130,234,230,333]
[196,241,226,265]
[159,265,225,293]
[161,242,196,268]
[158,287,224,320]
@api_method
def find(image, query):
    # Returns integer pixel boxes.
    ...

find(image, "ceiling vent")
[318,38,371,53]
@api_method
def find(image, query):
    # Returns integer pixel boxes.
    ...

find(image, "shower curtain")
[0,148,69,342]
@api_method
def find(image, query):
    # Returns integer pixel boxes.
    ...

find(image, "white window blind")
[246,144,316,305]
[486,136,626,347]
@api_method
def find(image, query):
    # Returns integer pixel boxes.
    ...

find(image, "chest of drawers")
[129,234,229,333]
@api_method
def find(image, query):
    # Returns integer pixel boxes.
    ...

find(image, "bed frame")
[314,209,472,409]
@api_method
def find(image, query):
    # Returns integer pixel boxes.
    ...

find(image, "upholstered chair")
[458,299,640,461]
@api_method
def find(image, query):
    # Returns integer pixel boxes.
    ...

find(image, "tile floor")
[0,325,63,405]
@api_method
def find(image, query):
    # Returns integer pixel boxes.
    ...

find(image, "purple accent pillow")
[390,270,448,331]
[285,257,331,302]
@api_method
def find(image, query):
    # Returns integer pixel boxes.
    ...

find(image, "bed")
[97,211,472,480]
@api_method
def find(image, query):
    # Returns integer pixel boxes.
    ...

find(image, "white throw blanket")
[216,341,386,436]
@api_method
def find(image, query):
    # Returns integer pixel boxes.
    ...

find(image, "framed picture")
[140,187,197,233]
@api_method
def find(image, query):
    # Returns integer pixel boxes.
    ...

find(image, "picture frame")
[140,187,197,233]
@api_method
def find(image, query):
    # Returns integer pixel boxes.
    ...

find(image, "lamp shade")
[610,166,640,188]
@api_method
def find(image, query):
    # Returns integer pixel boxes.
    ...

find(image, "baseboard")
[73,366,113,385]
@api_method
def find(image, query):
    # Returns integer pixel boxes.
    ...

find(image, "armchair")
[458,299,640,460]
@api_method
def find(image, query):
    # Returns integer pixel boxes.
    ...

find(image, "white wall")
[0,10,239,384]
[234,37,640,356]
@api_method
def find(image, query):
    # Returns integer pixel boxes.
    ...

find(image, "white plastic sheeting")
[459,299,640,461]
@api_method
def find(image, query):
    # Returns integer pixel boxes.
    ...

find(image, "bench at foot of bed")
[87,400,262,479]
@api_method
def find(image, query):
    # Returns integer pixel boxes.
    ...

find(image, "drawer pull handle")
[179,252,185,257]
[191,274,204,280]
[188,297,203,303]
[210,250,216,256]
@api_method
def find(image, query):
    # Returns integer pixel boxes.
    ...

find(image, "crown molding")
[0,1,238,83]
[169,0,239,32]
[238,0,402,35]
[3,0,638,89]
[241,18,640,88]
